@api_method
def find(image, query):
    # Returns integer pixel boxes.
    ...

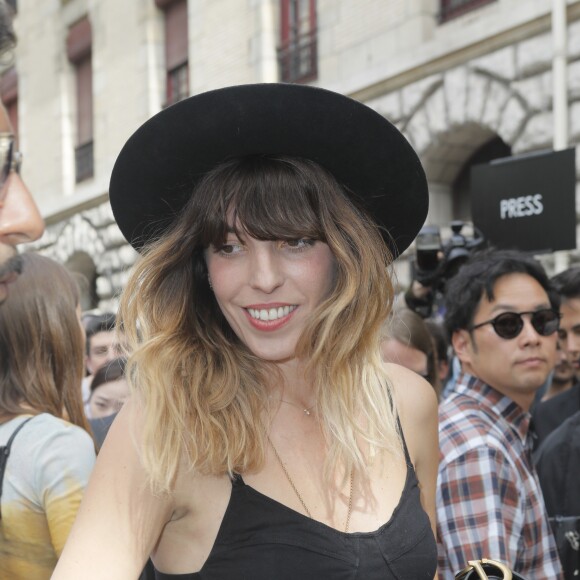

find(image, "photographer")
[404,222,486,320]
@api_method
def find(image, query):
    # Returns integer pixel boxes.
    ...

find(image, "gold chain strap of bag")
[454,558,526,579]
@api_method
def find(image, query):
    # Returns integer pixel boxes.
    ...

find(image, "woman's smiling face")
[205,228,337,363]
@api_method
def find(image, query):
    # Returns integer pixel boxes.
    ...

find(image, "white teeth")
[247,305,296,321]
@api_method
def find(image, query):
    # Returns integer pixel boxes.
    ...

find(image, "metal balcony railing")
[439,0,497,23]
[278,29,318,84]
[75,141,93,182]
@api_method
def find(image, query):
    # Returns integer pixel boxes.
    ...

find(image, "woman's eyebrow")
[225,226,247,240]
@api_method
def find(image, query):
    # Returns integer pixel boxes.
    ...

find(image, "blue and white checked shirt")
[437,373,563,579]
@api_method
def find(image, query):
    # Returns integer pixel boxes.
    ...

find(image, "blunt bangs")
[196,156,337,248]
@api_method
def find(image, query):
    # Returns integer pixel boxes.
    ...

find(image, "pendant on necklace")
[303,408,311,416]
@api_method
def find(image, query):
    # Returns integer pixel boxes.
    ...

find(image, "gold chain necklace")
[268,436,354,532]
[268,396,316,416]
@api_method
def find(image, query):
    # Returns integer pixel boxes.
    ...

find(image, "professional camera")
[405,221,486,318]
[414,221,486,290]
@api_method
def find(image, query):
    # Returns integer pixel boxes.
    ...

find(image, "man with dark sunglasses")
[0,1,44,304]
[436,249,563,580]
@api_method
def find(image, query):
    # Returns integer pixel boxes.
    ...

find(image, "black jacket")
[533,383,580,448]
[535,410,580,517]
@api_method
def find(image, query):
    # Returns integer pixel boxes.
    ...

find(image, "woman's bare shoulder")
[383,362,438,436]
[383,363,439,554]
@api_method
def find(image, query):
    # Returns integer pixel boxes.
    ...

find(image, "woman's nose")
[249,246,284,293]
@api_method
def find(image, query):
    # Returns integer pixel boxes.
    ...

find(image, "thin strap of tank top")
[396,414,413,467]
[387,383,412,467]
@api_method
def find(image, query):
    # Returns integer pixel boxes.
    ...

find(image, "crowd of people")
[384,251,580,579]
[0,1,578,578]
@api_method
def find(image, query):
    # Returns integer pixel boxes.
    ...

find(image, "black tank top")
[154,446,437,579]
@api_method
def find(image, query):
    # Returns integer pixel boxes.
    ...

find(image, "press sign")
[470,148,576,253]
[499,194,544,219]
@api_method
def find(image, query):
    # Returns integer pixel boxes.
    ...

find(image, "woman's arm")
[387,363,440,580]
[52,400,174,580]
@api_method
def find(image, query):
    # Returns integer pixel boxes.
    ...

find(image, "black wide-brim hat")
[109,83,428,257]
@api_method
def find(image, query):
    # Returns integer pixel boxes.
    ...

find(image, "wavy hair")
[0,253,91,434]
[119,155,402,492]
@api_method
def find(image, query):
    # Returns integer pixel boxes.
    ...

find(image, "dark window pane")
[75,141,94,183]
[166,62,189,106]
[76,57,93,145]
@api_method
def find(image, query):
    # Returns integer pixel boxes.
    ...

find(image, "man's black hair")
[551,267,580,300]
[444,248,559,339]
[85,312,116,354]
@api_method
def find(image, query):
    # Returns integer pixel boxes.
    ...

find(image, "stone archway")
[365,38,579,276]
[29,201,137,311]
[36,211,108,306]
[420,123,501,225]
[451,135,512,222]
[402,67,529,155]
[396,67,530,227]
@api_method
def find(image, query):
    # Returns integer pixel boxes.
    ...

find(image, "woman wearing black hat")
[54,84,438,579]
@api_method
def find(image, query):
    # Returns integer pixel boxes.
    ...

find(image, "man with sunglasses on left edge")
[0,1,44,305]
[436,248,563,580]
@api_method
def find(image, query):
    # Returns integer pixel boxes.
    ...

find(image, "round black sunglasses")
[469,309,560,340]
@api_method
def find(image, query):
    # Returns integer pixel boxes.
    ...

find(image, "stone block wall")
[14,0,580,305]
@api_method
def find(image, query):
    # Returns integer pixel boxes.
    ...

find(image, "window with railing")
[156,0,189,107]
[439,0,497,24]
[278,0,317,83]
[67,17,94,182]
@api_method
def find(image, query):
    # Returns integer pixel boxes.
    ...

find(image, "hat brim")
[109,83,428,257]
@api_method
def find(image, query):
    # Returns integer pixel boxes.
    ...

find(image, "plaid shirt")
[437,374,563,580]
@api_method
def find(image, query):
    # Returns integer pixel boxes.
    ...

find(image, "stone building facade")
[6,0,580,309]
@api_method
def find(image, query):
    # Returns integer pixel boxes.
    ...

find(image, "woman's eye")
[216,242,244,256]
[284,239,315,251]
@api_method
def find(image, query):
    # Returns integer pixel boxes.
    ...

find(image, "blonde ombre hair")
[118,156,402,492]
